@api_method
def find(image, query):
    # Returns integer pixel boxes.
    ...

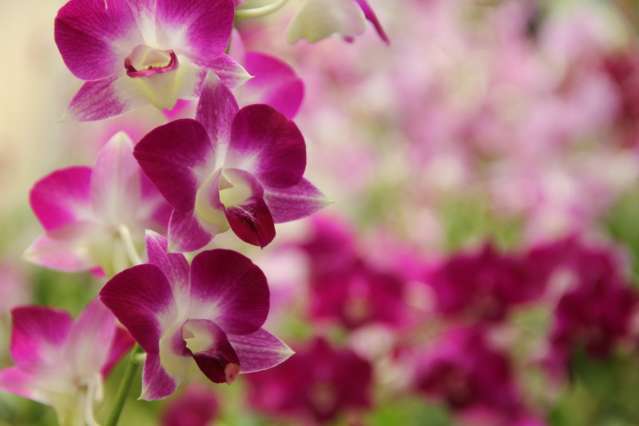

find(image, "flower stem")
[106,345,140,426]
[235,0,289,19]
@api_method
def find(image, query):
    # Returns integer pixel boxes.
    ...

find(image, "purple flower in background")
[55,0,245,121]
[26,132,170,276]
[162,385,218,426]
[135,78,327,250]
[0,300,133,425]
[413,327,537,424]
[288,0,389,45]
[247,337,373,424]
[100,232,293,400]
[298,216,411,329]
[427,244,547,323]
[544,242,638,376]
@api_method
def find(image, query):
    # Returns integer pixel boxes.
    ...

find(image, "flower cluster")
[0,0,392,424]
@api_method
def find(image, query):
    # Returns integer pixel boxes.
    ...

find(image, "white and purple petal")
[228,328,293,374]
[182,319,239,384]
[189,249,269,334]
[168,209,214,253]
[135,119,214,211]
[264,178,328,223]
[10,306,73,372]
[30,167,93,232]
[69,77,139,122]
[196,76,239,145]
[227,105,306,188]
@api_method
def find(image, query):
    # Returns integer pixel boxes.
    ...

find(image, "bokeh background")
[3,0,639,425]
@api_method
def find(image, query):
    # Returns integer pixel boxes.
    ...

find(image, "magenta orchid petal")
[69,77,135,122]
[142,352,177,401]
[145,231,190,293]
[29,166,93,232]
[189,249,269,334]
[135,119,213,211]
[182,319,239,384]
[196,76,239,145]
[156,0,234,66]
[0,368,42,403]
[100,264,174,353]
[65,300,121,378]
[228,105,306,188]
[10,306,73,372]
[228,328,294,374]
[201,54,253,89]
[243,52,305,119]
[264,178,329,223]
[168,209,214,252]
[24,235,95,273]
[101,327,135,377]
[220,169,276,247]
[353,0,389,44]
[54,0,140,81]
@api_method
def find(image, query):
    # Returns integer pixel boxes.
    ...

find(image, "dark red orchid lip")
[124,50,179,78]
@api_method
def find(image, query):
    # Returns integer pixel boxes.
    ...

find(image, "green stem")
[106,345,140,426]
[235,0,289,19]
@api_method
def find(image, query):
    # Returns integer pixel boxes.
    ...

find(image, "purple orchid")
[427,244,548,323]
[287,0,389,45]
[134,77,327,250]
[0,300,133,426]
[413,327,538,424]
[162,385,218,426]
[26,132,170,276]
[247,337,373,424]
[100,232,293,400]
[543,242,638,376]
[55,0,246,121]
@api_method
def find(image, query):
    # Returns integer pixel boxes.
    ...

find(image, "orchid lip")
[124,46,179,78]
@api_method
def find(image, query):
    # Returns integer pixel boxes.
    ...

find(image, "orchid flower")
[0,300,133,426]
[287,0,389,45]
[247,337,372,424]
[100,232,293,400]
[134,77,327,250]
[55,0,247,121]
[25,132,170,276]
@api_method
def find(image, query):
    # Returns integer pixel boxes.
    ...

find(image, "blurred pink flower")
[247,337,373,424]
[162,386,218,426]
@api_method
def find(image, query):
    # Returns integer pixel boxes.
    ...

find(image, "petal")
[69,77,138,122]
[91,132,142,225]
[30,167,93,232]
[189,249,269,334]
[156,0,234,66]
[196,76,239,146]
[101,327,135,377]
[354,0,389,44]
[65,299,120,378]
[54,0,140,80]
[243,52,304,119]
[228,328,294,374]
[228,105,306,188]
[0,368,46,404]
[100,264,174,353]
[145,231,189,289]
[287,0,366,44]
[10,306,73,371]
[135,119,213,211]
[221,169,275,247]
[168,209,214,253]
[182,319,239,384]
[264,178,329,223]
[141,352,177,401]
[24,234,95,273]
[203,54,252,89]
